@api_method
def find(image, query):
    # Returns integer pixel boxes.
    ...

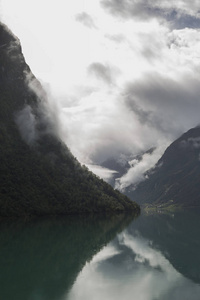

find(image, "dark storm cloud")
[100,0,200,29]
[123,73,200,137]
[88,62,116,85]
[75,12,97,29]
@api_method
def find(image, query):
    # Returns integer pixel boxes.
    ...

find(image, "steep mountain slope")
[0,23,140,217]
[129,126,200,207]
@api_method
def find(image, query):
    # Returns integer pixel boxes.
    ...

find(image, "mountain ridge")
[128,126,200,207]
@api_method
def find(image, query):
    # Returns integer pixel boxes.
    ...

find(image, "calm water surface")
[0,209,200,300]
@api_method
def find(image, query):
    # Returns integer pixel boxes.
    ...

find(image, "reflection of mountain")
[127,209,200,284]
[0,213,135,300]
[68,210,200,300]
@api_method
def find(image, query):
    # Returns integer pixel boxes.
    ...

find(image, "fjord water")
[1,210,200,300]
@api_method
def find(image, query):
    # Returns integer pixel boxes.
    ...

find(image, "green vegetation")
[0,23,140,217]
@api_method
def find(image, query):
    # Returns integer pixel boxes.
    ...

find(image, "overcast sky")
[1,0,200,188]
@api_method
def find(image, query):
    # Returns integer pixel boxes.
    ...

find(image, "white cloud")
[86,164,118,181]
[115,145,167,190]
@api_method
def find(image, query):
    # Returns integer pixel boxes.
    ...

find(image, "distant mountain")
[101,155,131,186]
[129,126,200,207]
[0,23,140,217]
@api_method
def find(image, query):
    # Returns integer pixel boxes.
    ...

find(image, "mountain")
[0,23,140,217]
[128,126,200,207]
[101,155,131,186]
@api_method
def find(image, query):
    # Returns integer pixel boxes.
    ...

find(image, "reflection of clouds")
[67,232,200,300]
[120,232,175,271]
[90,244,121,264]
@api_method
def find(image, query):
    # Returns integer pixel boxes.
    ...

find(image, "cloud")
[115,146,166,190]
[123,72,200,138]
[23,8,200,190]
[4,0,200,189]
[75,12,97,29]
[15,105,37,145]
[105,33,126,44]
[88,62,119,85]
[60,81,171,167]
[167,12,200,30]
[100,0,162,21]
[15,70,63,147]
[138,30,167,62]
[26,72,62,140]
[100,0,200,29]
[86,164,118,182]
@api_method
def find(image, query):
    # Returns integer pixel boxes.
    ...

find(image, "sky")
[1,0,200,189]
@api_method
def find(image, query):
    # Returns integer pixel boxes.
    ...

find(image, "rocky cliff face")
[0,23,140,217]
[129,126,200,207]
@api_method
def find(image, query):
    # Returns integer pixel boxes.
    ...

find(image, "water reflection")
[0,213,134,300]
[68,210,200,300]
[128,209,200,284]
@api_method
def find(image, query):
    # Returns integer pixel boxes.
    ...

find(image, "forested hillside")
[0,23,140,217]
